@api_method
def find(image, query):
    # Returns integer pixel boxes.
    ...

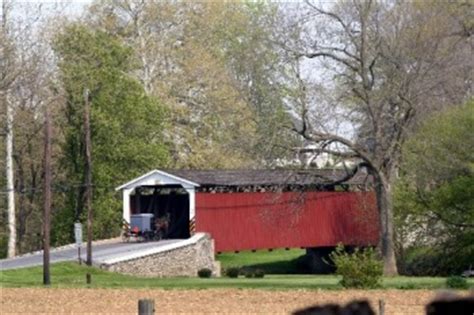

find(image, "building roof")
[115,169,200,191]
[116,168,371,191]
[164,169,369,187]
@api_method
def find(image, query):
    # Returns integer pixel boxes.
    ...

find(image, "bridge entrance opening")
[130,185,190,239]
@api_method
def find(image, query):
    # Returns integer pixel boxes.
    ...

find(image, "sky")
[1,0,90,20]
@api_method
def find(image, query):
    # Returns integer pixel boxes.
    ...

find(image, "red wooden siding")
[195,191,379,252]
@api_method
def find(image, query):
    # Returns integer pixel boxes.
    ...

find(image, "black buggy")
[122,213,168,242]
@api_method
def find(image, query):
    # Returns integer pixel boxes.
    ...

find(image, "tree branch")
[300,51,359,73]
[295,128,377,170]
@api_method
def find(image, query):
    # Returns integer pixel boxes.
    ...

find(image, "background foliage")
[52,25,169,244]
[1,1,298,255]
[395,100,474,275]
[0,0,472,270]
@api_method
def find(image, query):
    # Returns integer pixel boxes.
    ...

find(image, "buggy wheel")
[154,230,163,241]
[121,231,130,243]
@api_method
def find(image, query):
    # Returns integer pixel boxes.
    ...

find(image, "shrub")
[400,247,442,276]
[239,267,249,276]
[397,283,417,290]
[241,268,254,278]
[446,276,468,289]
[400,244,474,276]
[197,268,212,278]
[226,267,240,278]
[254,269,265,278]
[0,234,7,259]
[329,244,383,289]
[239,268,265,278]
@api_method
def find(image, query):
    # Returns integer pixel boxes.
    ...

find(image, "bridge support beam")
[305,247,336,274]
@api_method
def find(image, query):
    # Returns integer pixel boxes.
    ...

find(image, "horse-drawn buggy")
[122,213,169,242]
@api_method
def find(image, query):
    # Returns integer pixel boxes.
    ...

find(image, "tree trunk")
[6,94,16,258]
[43,104,52,285]
[374,175,398,276]
[84,89,93,266]
[16,154,25,253]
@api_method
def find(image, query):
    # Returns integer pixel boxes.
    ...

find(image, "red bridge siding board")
[195,191,379,252]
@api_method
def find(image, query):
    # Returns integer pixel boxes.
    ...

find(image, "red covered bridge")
[116,169,379,253]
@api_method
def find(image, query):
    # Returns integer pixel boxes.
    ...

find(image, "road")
[0,239,180,270]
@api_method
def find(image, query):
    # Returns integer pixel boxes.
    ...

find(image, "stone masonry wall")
[101,233,220,277]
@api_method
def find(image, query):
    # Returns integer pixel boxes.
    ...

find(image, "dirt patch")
[0,288,469,314]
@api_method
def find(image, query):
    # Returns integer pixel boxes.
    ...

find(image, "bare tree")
[1,0,65,256]
[42,100,51,285]
[1,0,18,258]
[282,0,472,275]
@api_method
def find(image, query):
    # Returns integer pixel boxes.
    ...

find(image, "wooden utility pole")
[84,89,93,266]
[42,104,52,285]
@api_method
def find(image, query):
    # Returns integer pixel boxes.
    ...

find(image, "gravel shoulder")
[2,288,470,314]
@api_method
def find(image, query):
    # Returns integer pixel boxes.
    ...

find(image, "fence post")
[378,299,385,315]
[138,299,155,315]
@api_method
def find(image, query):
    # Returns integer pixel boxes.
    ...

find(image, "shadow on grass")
[239,255,311,274]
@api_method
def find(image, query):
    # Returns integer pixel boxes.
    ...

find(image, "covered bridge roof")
[116,169,370,191]
[164,169,369,187]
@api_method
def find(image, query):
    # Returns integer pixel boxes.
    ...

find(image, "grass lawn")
[1,262,473,290]
[217,248,306,274]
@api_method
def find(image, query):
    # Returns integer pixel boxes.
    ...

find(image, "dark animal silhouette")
[293,293,474,315]
[426,293,474,315]
[293,300,375,315]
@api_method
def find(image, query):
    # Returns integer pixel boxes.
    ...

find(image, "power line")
[0,183,120,195]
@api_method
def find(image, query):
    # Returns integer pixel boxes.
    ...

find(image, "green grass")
[217,249,306,274]
[0,262,339,289]
[1,262,473,290]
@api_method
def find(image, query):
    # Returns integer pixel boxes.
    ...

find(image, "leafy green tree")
[214,2,300,164]
[52,24,168,245]
[395,100,474,275]
[87,1,300,168]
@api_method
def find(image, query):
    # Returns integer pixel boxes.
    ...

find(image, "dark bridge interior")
[130,185,190,239]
